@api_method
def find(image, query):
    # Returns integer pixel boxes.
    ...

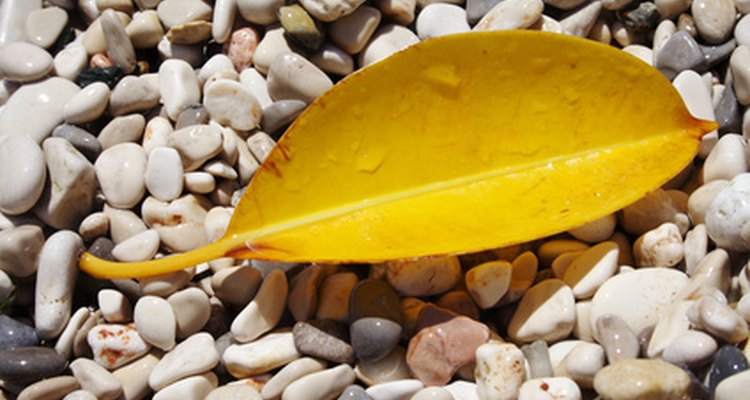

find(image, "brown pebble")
[435,290,480,320]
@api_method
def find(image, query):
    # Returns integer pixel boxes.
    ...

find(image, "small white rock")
[267,52,333,104]
[167,124,224,171]
[416,3,470,40]
[518,377,581,400]
[359,24,420,68]
[64,82,111,124]
[237,0,283,24]
[112,229,160,262]
[88,324,151,369]
[134,295,177,351]
[662,330,717,367]
[252,26,294,75]
[149,332,220,391]
[706,173,750,251]
[261,357,326,399]
[0,42,53,82]
[70,358,124,400]
[94,143,147,209]
[97,289,132,323]
[703,134,748,182]
[145,147,184,202]
[0,225,44,277]
[475,341,526,400]
[298,0,367,21]
[688,296,749,343]
[231,269,288,342]
[692,0,735,44]
[223,331,301,378]
[329,6,381,54]
[282,364,356,399]
[152,372,218,400]
[508,279,576,343]
[562,241,619,300]
[0,134,46,215]
[465,260,512,309]
[204,80,262,131]
[633,223,684,268]
[473,0,543,32]
[167,287,211,339]
[159,59,201,120]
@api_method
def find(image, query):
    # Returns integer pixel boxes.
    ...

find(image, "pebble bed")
[1,0,750,399]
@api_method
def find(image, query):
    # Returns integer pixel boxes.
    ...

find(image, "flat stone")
[329,6,381,54]
[410,387,453,400]
[149,332,219,391]
[688,296,748,344]
[267,52,333,104]
[167,287,211,339]
[167,20,212,44]
[473,0,543,32]
[207,383,263,400]
[35,138,96,230]
[53,45,85,82]
[287,265,324,321]
[508,279,576,343]
[35,231,83,340]
[0,134,46,215]
[593,359,691,400]
[156,0,212,29]
[663,330,717,367]
[293,320,353,364]
[203,80,262,131]
[0,347,67,385]
[655,32,705,80]
[223,331,301,378]
[365,379,423,399]
[282,364,356,399]
[94,143,147,208]
[237,0,282,24]
[111,229,159,262]
[70,358,123,400]
[563,241,618,299]
[166,124,223,171]
[88,324,151,369]
[211,266,262,307]
[406,316,490,386]
[351,317,401,363]
[0,42,53,82]
[64,82,110,124]
[0,315,38,350]
[17,375,79,400]
[134,295,176,351]
[109,75,160,116]
[261,357,326,399]
[231,269,288,342]
[103,205,147,244]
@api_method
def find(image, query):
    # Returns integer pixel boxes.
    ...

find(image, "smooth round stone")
[475,341,525,400]
[704,133,747,182]
[537,240,589,266]
[473,0,544,31]
[109,75,160,116]
[260,99,306,134]
[0,346,67,385]
[293,320,354,363]
[375,0,416,25]
[103,205,147,244]
[732,46,750,106]
[563,241,618,299]
[282,364,356,399]
[715,370,750,400]
[558,342,605,388]
[262,357,326,399]
[211,266,262,307]
[706,173,750,251]
[176,104,211,130]
[386,256,461,297]
[149,332,219,391]
[156,0,212,28]
[223,332,301,378]
[284,264,323,322]
[224,27,260,73]
[310,43,354,76]
[111,229,159,262]
[152,372,218,400]
[298,0,367,21]
[329,6,381,54]
[157,37,204,67]
[689,296,749,344]
[35,230,83,340]
[0,42,53,82]
[410,387,453,400]
[0,134,45,215]
[95,143,147,208]
[231,269,288,343]
[595,314,638,364]
[64,82,110,124]
[559,1,601,37]
[350,279,403,323]
[159,59,201,120]
[355,347,411,386]
[78,211,108,241]
[594,359,690,400]
[339,385,374,400]
[351,317,402,363]
[16,375,79,399]
[365,379,423,399]
[167,124,223,171]
[99,114,146,149]
[679,248,730,299]
[25,7,67,48]
[97,289,131,323]
[237,0,282,24]
[167,287,211,339]
[52,124,101,162]
[359,24,419,67]
[134,295,177,350]
[688,181,728,226]
[203,80,262,131]
[110,351,160,400]
[145,147,183,202]
[141,195,210,252]
[444,381,479,400]
[589,268,689,341]
[0,315,38,350]
[100,9,136,74]
[708,345,750,395]
[251,26,292,75]
[567,214,617,243]
[406,316,490,386]
[692,0,735,44]
[64,390,98,400]
[315,272,358,322]
[633,223,684,268]
[655,32,704,80]
[466,260,512,309]
[212,0,235,43]
[69,358,123,400]
[662,330,717,367]
[88,324,151,369]
[267,52,333,104]
[279,4,324,52]
[198,54,234,86]
[508,279,576,343]
[207,383,263,400]
[518,377,581,400]
[126,10,164,48]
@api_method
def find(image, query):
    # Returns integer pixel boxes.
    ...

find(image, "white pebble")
[94,143,147,209]
[0,42,53,82]
[731,46,750,106]
[567,214,617,243]
[560,0,602,37]
[149,332,220,391]
[237,0,283,24]
[64,82,111,124]
[633,223,684,268]
[204,80,262,131]
[0,225,44,277]
[298,0,367,21]
[704,134,748,182]
[153,372,218,400]
[562,241,619,299]
[261,357,326,399]
[212,0,236,43]
[267,52,333,105]
[88,324,151,369]
[159,59,201,120]
[231,269,288,342]
[466,260,512,309]
[706,173,750,251]
[167,124,223,171]
[662,330,717,367]
[252,26,294,75]
[692,0,735,44]
[223,332,301,378]
[359,24,419,68]
[70,358,123,400]
[329,6,381,54]
[167,287,211,339]
[282,364,356,399]
[475,341,525,400]
[134,295,177,351]
[239,68,273,109]
[112,229,160,262]
[97,289,132,323]
[0,134,46,215]
[518,377,581,400]
[715,370,750,400]
[145,147,184,202]
[415,3,470,40]
[473,0,543,32]
[508,279,576,343]
[688,181,729,225]
[688,296,749,343]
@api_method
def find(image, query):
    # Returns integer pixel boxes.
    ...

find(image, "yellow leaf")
[80,31,716,279]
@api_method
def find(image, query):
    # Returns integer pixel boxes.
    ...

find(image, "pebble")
[703,133,747,182]
[251,26,293,75]
[104,205,147,244]
[623,2,660,33]
[350,279,403,323]
[34,230,83,340]
[69,358,123,400]
[593,359,690,400]
[177,105,211,129]
[329,6,381,54]
[465,260,512,309]
[562,241,618,300]
[107,350,158,400]
[633,222,684,267]
[53,43,87,80]
[0,226,42,278]
[17,376,80,400]
[473,0,543,32]
[167,21,213,45]
[0,134,46,215]
[679,248,730,299]
[133,295,176,351]
[126,10,164,49]
[508,279,576,343]
[692,0,735,44]
[142,194,211,252]
[224,331,300,378]
[354,347,412,386]
[567,214,617,243]
[166,124,223,171]
[732,46,750,106]
[444,381,479,400]
[207,383,263,400]
[688,181,727,226]
[145,147,184,202]
[159,59,201,120]
[359,24,420,68]
[415,4,470,40]
[0,346,67,386]
[706,174,750,251]
[153,372,218,400]
[167,287,211,338]
[204,80,262,131]
[282,364,356,400]
[708,345,750,395]
[350,317,402,363]
[212,0,236,43]
[97,289,132,324]
[149,332,219,391]
[0,0,42,45]
[688,296,749,343]
[366,379,424,399]
[109,75,161,116]
[87,324,151,369]
[56,308,93,360]
[0,315,38,350]
[518,377,581,400]
[231,269,288,343]
[475,341,525,400]
[211,265,262,306]
[339,385,374,400]
[64,390,98,400]
[310,43,355,76]
[94,143,147,208]
[557,342,605,388]
[715,370,750,400]
[0,42,53,83]
[225,27,260,73]
[237,0,282,24]
[662,329,717,367]
[261,357,326,399]
[594,314,638,364]
[656,32,705,80]
[560,1,602,37]
[156,0,212,29]
[267,52,333,105]
[260,100,306,134]
[99,114,146,149]
[279,4,324,52]
[386,256,460,297]
[64,82,111,123]
[101,9,136,74]
[406,316,489,386]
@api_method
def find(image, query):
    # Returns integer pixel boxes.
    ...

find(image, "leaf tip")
[688,117,719,138]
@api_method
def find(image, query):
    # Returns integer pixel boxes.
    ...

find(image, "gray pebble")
[260,100,307,134]
[351,317,402,363]
[700,39,736,71]
[466,0,501,24]
[175,104,210,130]
[715,81,742,134]
[293,320,354,364]
[623,2,660,33]
[520,340,553,379]
[0,315,38,350]
[52,124,102,162]
[0,346,67,385]
[87,237,115,261]
[338,385,374,400]
[656,31,704,80]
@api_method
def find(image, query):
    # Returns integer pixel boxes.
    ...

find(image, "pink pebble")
[224,27,260,72]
